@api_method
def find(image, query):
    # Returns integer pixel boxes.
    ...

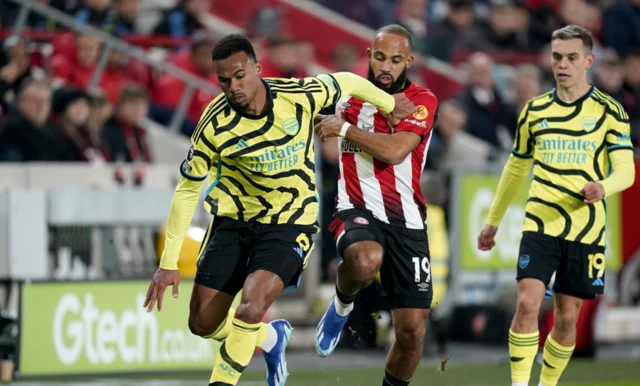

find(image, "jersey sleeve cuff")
[180,160,207,181]
[607,145,634,153]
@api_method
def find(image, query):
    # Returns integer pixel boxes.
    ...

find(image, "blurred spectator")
[0,37,32,118]
[537,43,556,92]
[50,32,101,89]
[393,0,429,53]
[75,0,112,26]
[593,49,626,104]
[559,0,602,37]
[316,0,388,30]
[102,83,152,163]
[111,0,141,36]
[426,0,475,62]
[458,52,517,150]
[87,89,113,150]
[0,0,64,30]
[152,32,217,135]
[153,0,212,37]
[50,86,108,163]
[295,40,315,78]
[333,43,360,73]
[622,49,640,145]
[425,99,469,173]
[0,80,62,161]
[260,38,301,78]
[601,0,640,57]
[514,63,542,111]
[460,0,536,52]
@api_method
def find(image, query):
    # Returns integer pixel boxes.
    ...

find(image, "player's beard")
[368,63,408,94]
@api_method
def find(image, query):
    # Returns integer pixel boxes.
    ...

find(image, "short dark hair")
[118,83,149,105]
[211,34,257,62]
[551,25,593,52]
[375,24,413,50]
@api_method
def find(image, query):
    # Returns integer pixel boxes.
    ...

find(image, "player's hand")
[143,268,180,312]
[581,182,605,204]
[385,93,418,127]
[477,224,498,251]
[314,114,327,125]
[314,113,345,142]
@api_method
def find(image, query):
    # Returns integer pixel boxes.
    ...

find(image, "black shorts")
[195,217,316,296]
[517,232,606,300]
[329,208,432,310]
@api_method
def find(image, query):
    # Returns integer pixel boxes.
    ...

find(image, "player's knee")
[188,315,216,337]
[553,307,579,331]
[515,290,543,321]
[395,322,426,354]
[234,301,267,325]
[345,248,383,283]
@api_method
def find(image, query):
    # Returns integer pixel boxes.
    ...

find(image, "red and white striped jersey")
[334,81,438,230]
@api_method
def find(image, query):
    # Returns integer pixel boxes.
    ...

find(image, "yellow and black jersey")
[512,86,634,245]
[179,73,394,227]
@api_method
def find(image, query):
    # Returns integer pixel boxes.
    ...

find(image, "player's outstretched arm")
[329,72,396,114]
[477,155,532,251]
[144,176,204,312]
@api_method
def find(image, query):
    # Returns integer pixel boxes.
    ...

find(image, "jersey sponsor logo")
[403,118,427,129]
[536,137,598,165]
[354,217,369,225]
[361,123,374,132]
[247,140,306,172]
[413,105,428,120]
[235,139,249,150]
[282,117,300,135]
[341,140,362,153]
[186,145,194,161]
[518,254,530,269]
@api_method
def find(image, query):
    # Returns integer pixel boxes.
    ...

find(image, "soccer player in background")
[313,25,439,386]
[477,25,636,386]
[143,34,417,386]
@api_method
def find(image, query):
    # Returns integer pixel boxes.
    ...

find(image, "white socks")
[512,383,528,386]
[260,323,278,353]
[334,296,354,317]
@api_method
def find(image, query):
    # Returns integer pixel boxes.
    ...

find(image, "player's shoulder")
[266,76,328,92]
[405,82,438,107]
[201,94,228,119]
[526,90,554,109]
[589,87,629,121]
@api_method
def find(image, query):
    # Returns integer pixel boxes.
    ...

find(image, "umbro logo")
[539,119,549,129]
[235,139,248,150]
[592,278,604,287]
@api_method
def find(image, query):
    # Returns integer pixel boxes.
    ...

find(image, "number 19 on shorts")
[412,257,431,283]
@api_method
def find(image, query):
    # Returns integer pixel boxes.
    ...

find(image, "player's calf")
[383,309,430,385]
[511,279,546,333]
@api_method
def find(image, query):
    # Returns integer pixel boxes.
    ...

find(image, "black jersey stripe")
[220,160,271,193]
[216,181,245,222]
[608,146,634,153]
[303,92,318,174]
[218,109,276,153]
[225,175,250,196]
[192,150,212,168]
[533,160,593,181]
[266,186,298,224]
[525,212,545,233]
[514,101,531,154]
[575,203,596,243]
[529,98,555,111]
[594,89,627,119]
[534,112,606,138]
[269,84,323,92]
[247,196,273,222]
[532,176,584,201]
[593,91,630,123]
[606,129,625,137]
[287,196,318,224]
[593,138,607,181]
[192,98,226,142]
[200,133,217,153]
[528,197,572,238]
[528,103,583,127]
[214,111,243,136]
[596,225,605,245]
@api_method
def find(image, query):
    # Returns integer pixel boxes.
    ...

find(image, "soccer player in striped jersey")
[313,25,439,386]
[478,25,636,386]
[143,34,417,386]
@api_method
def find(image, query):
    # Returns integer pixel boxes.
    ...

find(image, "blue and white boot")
[314,297,351,357]
[263,319,293,386]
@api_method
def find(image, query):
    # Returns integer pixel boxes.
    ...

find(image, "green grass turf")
[13,359,640,385]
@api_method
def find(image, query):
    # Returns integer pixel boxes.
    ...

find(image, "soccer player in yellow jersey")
[143,34,416,386]
[477,25,636,386]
